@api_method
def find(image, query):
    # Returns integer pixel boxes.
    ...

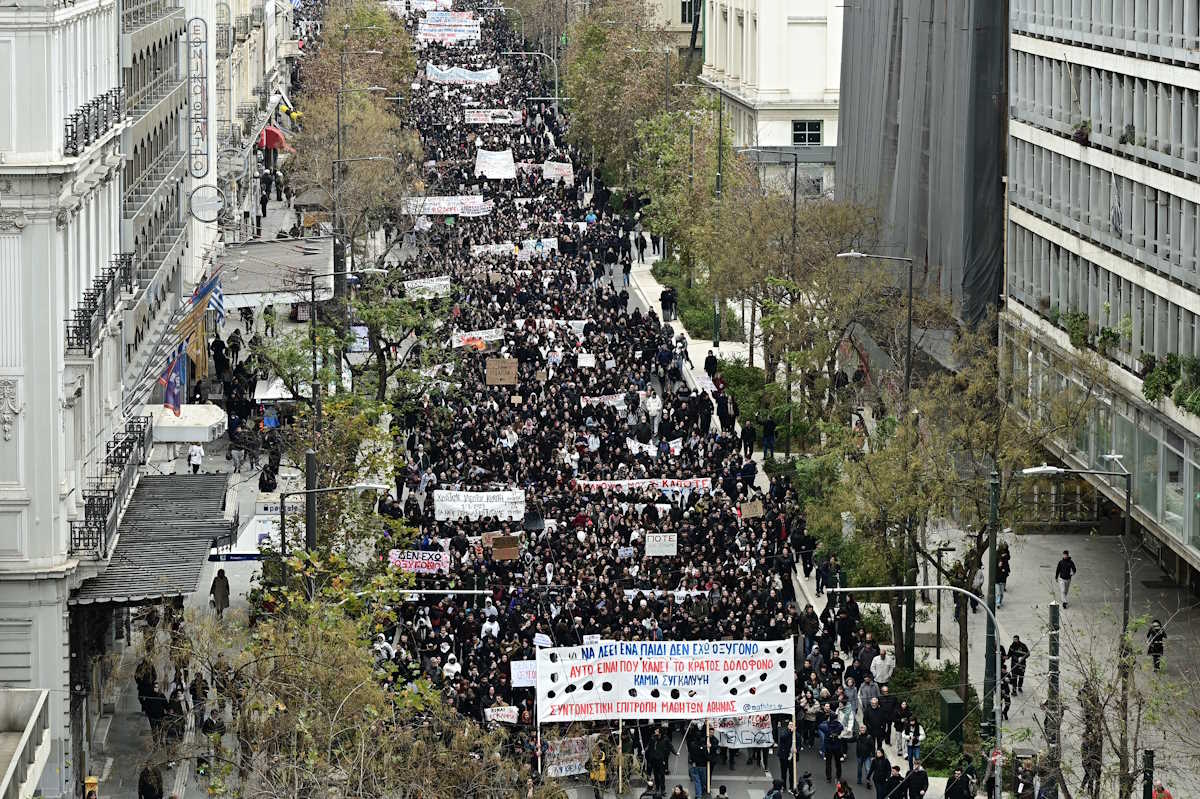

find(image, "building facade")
[699,0,839,193]
[646,0,701,63]
[1002,1,1200,586]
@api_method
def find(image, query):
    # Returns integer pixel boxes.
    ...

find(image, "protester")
[1054,549,1077,608]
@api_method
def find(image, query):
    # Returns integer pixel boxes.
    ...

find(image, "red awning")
[257,125,296,153]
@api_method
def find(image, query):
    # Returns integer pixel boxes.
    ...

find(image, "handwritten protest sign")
[544,735,600,777]
[645,532,677,557]
[739,500,764,519]
[433,489,526,520]
[388,549,449,574]
[712,714,775,748]
[536,639,795,722]
[485,705,519,724]
[510,659,537,687]
[485,357,518,385]
[575,477,713,493]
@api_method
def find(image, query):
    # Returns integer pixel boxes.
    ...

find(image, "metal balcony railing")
[65,254,135,357]
[126,66,182,120]
[121,0,171,33]
[63,87,125,157]
[134,222,187,287]
[122,142,184,214]
[69,416,153,558]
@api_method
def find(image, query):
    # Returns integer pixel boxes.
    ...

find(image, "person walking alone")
[1147,618,1166,670]
[1055,549,1077,608]
[210,568,231,619]
[188,443,204,474]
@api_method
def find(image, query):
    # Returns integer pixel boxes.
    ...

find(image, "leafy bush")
[1172,356,1200,415]
[887,662,981,773]
[1142,356,1179,403]
[1061,311,1090,349]
[860,606,893,644]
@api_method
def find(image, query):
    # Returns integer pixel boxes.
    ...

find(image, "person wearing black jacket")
[866,750,891,796]
[824,728,844,783]
[878,765,904,799]
[1008,635,1031,693]
[777,720,795,791]
[903,762,929,799]
[944,767,972,799]
[995,550,1011,608]
[1055,549,1078,608]
[647,727,671,794]
[854,726,874,785]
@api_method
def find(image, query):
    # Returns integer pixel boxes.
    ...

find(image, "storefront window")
[1163,446,1185,539]
[1136,427,1159,519]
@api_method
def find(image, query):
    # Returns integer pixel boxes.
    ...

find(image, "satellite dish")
[188,185,226,223]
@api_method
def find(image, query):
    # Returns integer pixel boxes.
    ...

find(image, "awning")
[72,474,231,605]
[254,377,310,402]
[214,236,334,309]
[142,403,228,443]
[257,125,296,153]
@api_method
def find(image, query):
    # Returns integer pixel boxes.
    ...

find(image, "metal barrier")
[69,416,154,557]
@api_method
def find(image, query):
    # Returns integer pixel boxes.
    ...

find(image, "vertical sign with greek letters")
[187,18,209,178]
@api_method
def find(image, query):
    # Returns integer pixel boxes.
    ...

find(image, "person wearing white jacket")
[871,648,895,686]
[644,390,663,436]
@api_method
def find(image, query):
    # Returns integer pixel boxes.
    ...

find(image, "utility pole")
[983,471,1000,740]
[305,448,318,599]
[712,96,723,348]
[1046,601,1061,799]
[1142,750,1154,799]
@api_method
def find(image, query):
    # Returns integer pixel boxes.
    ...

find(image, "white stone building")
[699,0,839,192]
[1001,2,1200,586]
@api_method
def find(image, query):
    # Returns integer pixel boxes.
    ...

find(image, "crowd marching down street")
[355,4,923,797]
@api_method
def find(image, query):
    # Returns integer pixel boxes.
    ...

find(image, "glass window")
[1136,426,1159,519]
[1163,445,1185,539]
[1113,412,1135,493]
[1091,402,1112,470]
[792,120,823,146]
[1190,462,1200,551]
[681,0,695,24]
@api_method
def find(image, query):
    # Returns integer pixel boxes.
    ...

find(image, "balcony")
[68,416,153,558]
[121,0,185,66]
[122,69,186,157]
[134,222,187,289]
[122,144,186,221]
[0,689,50,799]
[63,88,125,158]
[65,254,135,358]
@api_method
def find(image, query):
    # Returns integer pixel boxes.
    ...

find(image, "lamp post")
[279,470,389,598]
[502,51,559,106]
[830,585,1004,799]
[1021,461,1134,795]
[309,265,386,439]
[835,250,916,401]
[482,5,524,41]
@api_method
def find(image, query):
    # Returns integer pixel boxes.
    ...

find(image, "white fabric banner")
[536,639,795,722]
[433,489,526,521]
[449,327,505,347]
[474,148,517,179]
[403,275,452,298]
[575,477,713,493]
[470,241,517,256]
[410,0,452,10]
[402,195,492,215]
[416,18,481,44]
[582,392,645,413]
[426,62,500,84]
[623,589,709,602]
[626,438,683,457]
[711,714,776,749]
[485,705,520,724]
[511,659,537,687]
[542,161,574,185]
[465,109,523,124]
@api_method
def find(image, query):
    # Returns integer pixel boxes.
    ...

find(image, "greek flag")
[192,270,225,326]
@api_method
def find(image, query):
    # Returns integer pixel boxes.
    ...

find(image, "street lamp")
[482,5,524,41]
[830,585,1004,799]
[1020,458,1135,795]
[310,265,387,439]
[279,466,389,598]
[836,250,916,400]
[503,51,560,106]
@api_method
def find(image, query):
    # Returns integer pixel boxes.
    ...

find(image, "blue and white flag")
[192,270,225,326]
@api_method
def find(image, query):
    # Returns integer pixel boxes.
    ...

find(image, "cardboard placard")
[536,369,548,382]
[488,271,504,284]
[739,500,764,519]
[577,353,596,368]
[486,357,518,385]
[492,533,520,560]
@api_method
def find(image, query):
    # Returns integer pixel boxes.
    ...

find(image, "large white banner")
[627,437,683,457]
[402,195,493,215]
[449,327,505,347]
[575,477,713,493]
[475,148,517,179]
[536,640,795,722]
[403,275,452,298]
[416,17,481,44]
[426,62,500,84]
[433,489,526,521]
[542,161,574,185]
[470,241,517,257]
[711,714,776,749]
[465,109,523,124]
[409,0,452,10]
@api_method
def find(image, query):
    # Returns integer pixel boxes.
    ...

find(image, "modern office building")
[699,0,839,194]
[1001,1,1200,586]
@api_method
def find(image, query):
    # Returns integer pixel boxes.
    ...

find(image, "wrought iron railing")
[121,0,171,33]
[63,88,125,157]
[69,416,153,557]
[65,253,135,356]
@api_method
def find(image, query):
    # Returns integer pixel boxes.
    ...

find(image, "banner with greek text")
[575,477,712,493]
[544,735,601,777]
[465,109,523,124]
[410,0,452,10]
[511,659,537,687]
[470,241,518,256]
[542,161,574,185]
[711,714,776,748]
[449,327,505,347]
[485,705,519,724]
[426,62,500,84]
[474,148,517,179]
[403,275,452,298]
[388,548,450,574]
[623,589,709,602]
[402,195,493,215]
[536,639,795,722]
[416,17,481,44]
[433,489,526,521]
[626,438,683,457]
